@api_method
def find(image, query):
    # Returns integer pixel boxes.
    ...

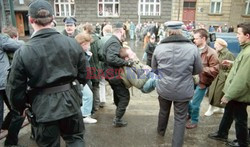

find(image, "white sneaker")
[83,116,97,124]
[204,105,214,116]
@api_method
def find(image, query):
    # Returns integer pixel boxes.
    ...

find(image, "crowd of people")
[0,0,250,147]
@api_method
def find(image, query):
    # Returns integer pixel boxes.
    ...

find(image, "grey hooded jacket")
[0,34,23,90]
[152,34,203,102]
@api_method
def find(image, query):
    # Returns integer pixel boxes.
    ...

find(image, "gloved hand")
[126,60,134,67]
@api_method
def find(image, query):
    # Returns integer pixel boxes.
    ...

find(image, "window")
[210,0,222,14]
[19,0,24,4]
[54,0,75,17]
[98,0,120,17]
[245,0,250,15]
[138,0,161,16]
[184,2,196,8]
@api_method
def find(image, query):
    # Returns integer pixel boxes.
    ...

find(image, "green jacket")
[208,48,235,107]
[224,42,250,103]
[89,33,101,83]
[121,60,150,89]
[98,33,112,69]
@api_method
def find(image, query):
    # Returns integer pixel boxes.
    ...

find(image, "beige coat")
[208,48,235,107]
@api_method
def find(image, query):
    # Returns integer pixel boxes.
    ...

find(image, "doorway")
[15,11,30,36]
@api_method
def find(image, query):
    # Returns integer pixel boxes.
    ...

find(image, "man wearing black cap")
[6,0,87,146]
[61,17,79,38]
[102,22,133,127]
[151,21,203,147]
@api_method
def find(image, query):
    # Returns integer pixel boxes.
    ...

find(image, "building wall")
[171,0,184,21]
[195,0,232,28]
[229,0,250,29]
[53,0,172,26]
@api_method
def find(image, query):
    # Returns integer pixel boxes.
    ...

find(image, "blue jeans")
[130,30,134,40]
[188,85,207,124]
[81,85,93,117]
[141,79,156,93]
[141,72,157,93]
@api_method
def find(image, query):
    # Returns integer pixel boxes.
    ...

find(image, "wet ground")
[0,39,248,147]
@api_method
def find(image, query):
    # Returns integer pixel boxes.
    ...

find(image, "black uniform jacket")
[6,28,88,122]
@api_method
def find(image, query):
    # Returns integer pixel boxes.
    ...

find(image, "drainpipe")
[9,0,16,27]
[0,0,6,28]
[177,0,181,21]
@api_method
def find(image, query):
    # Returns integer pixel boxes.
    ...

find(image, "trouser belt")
[32,83,72,94]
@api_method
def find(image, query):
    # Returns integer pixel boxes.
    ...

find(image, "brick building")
[1,0,249,36]
[0,0,172,36]
[171,0,250,30]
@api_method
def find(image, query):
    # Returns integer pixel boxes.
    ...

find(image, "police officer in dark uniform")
[6,0,88,146]
[102,22,133,127]
[61,16,79,38]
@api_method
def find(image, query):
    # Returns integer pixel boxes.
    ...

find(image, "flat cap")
[164,21,184,29]
[113,21,123,29]
[28,0,53,18]
[63,17,77,25]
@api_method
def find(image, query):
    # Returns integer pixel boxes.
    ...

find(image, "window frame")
[245,0,250,15]
[138,0,161,16]
[210,0,222,14]
[54,0,75,17]
[97,0,120,17]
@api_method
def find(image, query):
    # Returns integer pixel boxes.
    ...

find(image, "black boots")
[113,118,127,127]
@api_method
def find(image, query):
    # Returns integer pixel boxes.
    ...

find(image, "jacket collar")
[201,44,210,54]
[31,28,60,39]
[241,42,250,50]
[218,47,228,55]
[112,35,122,45]
[160,34,191,44]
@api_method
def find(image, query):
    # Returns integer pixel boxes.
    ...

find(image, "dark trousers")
[0,90,25,146]
[157,96,189,147]
[218,100,248,147]
[4,111,25,145]
[0,90,6,129]
[35,112,85,147]
[92,81,100,110]
[108,79,130,119]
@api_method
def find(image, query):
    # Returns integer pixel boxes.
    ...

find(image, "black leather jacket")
[6,28,88,122]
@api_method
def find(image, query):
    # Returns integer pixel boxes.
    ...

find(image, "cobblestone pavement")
[0,40,247,147]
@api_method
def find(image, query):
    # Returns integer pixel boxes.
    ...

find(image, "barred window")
[138,0,161,16]
[54,0,75,17]
[98,0,120,17]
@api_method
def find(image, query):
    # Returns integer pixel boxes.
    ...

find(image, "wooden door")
[15,12,25,36]
[182,8,195,24]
